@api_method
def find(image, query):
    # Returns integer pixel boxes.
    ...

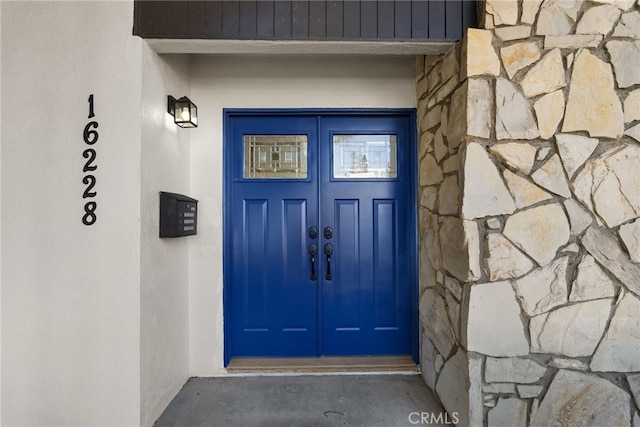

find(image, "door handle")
[324,243,333,281]
[308,243,318,281]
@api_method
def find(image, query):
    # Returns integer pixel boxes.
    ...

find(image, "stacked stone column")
[416,0,640,425]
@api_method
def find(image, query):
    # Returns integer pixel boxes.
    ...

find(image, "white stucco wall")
[188,55,417,375]
[0,2,191,426]
[1,2,142,425]
[139,48,191,427]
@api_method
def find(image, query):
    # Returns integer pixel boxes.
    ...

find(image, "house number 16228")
[82,94,98,225]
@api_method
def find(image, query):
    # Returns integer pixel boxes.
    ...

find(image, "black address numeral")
[83,121,99,145]
[82,175,97,198]
[83,201,97,225]
[82,149,97,172]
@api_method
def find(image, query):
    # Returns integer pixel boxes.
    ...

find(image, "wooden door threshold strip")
[226,356,418,374]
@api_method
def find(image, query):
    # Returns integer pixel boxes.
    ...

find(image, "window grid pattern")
[244,135,308,179]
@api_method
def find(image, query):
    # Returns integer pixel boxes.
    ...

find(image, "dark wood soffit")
[133,1,478,42]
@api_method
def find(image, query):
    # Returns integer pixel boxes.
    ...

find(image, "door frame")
[222,108,419,366]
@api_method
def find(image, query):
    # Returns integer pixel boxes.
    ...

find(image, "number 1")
[88,94,95,119]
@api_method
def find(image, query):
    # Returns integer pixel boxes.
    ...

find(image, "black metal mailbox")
[159,191,198,238]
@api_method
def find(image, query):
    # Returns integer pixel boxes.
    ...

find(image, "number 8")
[82,201,97,225]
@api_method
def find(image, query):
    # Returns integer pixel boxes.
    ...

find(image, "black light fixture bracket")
[167,95,178,116]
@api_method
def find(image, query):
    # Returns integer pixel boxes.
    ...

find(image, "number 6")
[83,121,99,145]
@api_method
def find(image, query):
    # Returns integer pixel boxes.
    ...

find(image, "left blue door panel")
[227,115,319,356]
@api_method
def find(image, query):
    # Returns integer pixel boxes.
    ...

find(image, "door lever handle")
[324,243,333,281]
[308,243,318,281]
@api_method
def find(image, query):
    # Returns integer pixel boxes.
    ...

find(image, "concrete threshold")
[227,356,419,374]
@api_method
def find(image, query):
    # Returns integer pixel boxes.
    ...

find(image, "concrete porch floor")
[154,373,451,427]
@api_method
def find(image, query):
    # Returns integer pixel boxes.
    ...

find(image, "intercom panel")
[159,192,198,238]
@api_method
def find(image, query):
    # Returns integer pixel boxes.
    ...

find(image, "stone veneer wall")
[415,41,475,427]
[416,0,640,426]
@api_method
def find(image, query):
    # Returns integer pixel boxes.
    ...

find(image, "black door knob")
[324,226,333,239]
[308,226,318,240]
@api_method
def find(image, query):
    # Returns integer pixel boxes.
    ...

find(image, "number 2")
[83,149,97,172]
[82,175,97,198]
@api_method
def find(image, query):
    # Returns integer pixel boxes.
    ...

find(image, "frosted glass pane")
[244,135,308,179]
[333,135,397,178]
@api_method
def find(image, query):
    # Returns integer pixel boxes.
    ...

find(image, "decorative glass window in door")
[333,135,397,178]
[244,135,308,179]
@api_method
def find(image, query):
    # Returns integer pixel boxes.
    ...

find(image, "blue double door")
[225,111,415,362]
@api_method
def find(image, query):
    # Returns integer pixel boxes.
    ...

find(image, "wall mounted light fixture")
[167,96,198,128]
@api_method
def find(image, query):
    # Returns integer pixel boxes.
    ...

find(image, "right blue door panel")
[319,115,412,356]
[225,111,415,361]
